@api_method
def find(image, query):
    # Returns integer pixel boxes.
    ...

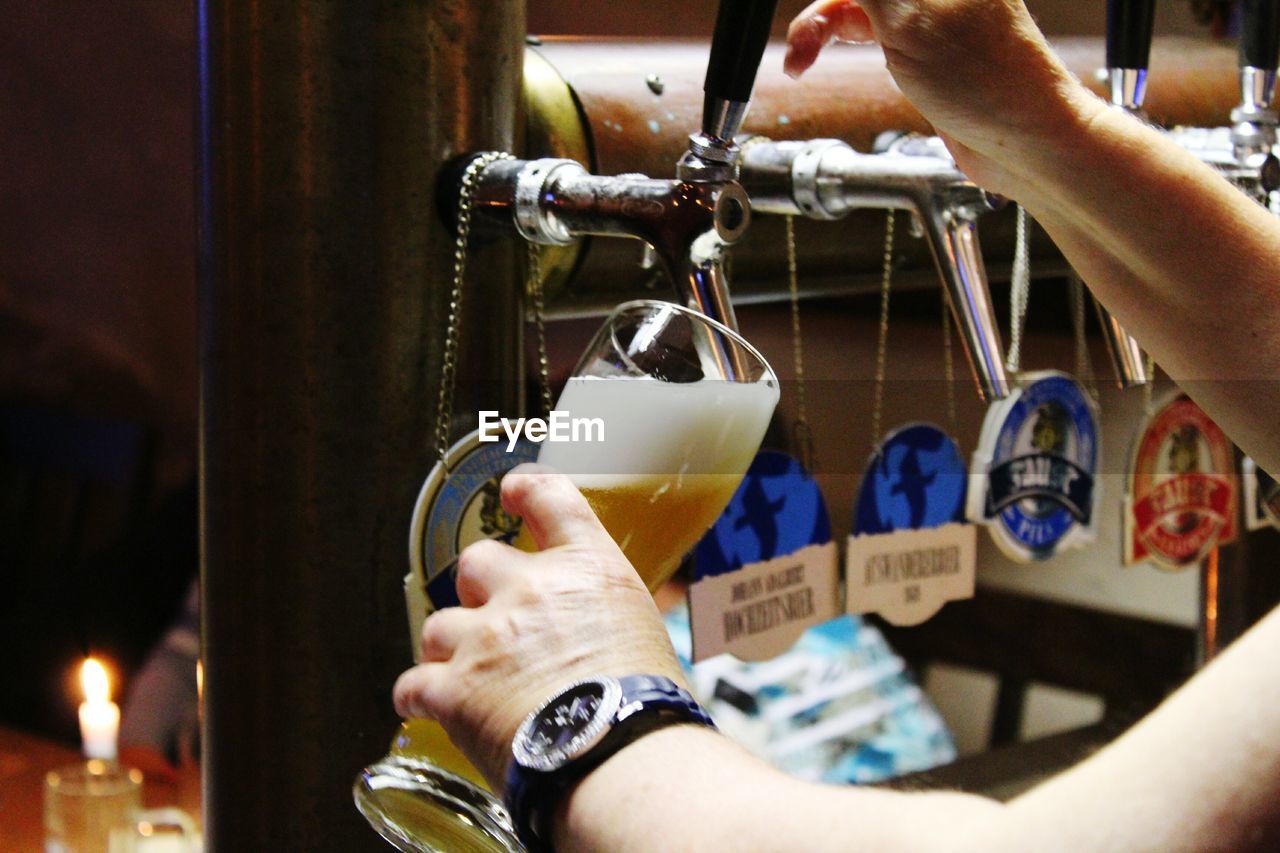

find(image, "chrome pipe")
[738,136,1011,401]
[472,157,752,375]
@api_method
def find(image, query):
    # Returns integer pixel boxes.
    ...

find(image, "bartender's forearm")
[995,85,1280,471]
[553,725,1001,852]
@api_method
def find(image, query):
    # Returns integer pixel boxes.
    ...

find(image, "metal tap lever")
[669,0,777,360]
[739,135,1011,401]
[1095,0,1156,387]
[1242,0,1280,70]
[697,0,780,161]
[1106,0,1156,111]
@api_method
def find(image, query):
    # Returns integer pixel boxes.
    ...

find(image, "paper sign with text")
[845,523,976,626]
[689,541,840,661]
[691,451,839,662]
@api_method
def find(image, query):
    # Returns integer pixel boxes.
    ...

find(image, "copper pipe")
[1199,547,1221,665]
[526,37,1240,315]
[198,1,523,848]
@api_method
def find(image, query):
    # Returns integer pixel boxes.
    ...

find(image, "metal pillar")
[197,1,523,848]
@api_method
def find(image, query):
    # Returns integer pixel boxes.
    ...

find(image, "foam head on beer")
[526,374,779,590]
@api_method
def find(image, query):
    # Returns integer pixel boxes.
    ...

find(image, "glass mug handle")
[109,807,199,852]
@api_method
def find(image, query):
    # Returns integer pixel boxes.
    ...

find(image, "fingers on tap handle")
[1106,0,1157,70]
[1241,0,1280,71]
[704,0,781,102]
[783,1,875,79]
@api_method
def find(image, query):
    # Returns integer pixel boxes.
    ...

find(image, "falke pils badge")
[1124,394,1237,570]
[846,423,976,626]
[969,372,1100,562]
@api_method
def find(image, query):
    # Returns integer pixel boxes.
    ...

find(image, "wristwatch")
[503,674,715,851]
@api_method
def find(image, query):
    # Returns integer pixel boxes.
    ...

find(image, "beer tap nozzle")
[739,135,1011,401]
[1096,0,1158,387]
[465,157,750,369]
[1106,0,1156,115]
[1231,0,1280,158]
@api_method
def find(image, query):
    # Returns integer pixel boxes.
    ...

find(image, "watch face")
[514,677,622,772]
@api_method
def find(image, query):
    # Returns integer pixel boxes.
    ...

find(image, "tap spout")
[739,136,1011,401]
[1099,0,1157,386]
[466,156,752,376]
[470,157,749,329]
[1233,0,1280,157]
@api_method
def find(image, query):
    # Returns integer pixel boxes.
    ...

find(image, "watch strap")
[613,674,714,728]
[505,675,714,852]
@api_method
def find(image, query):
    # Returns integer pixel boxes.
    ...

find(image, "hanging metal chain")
[870,209,896,449]
[434,151,515,468]
[1068,271,1100,403]
[941,287,958,437]
[785,216,815,471]
[526,242,554,417]
[1005,204,1031,376]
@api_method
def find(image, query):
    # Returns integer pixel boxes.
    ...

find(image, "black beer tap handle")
[695,0,780,150]
[704,0,779,104]
[1105,0,1157,70]
[1241,0,1280,70]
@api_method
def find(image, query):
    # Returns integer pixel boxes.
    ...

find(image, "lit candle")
[78,657,120,761]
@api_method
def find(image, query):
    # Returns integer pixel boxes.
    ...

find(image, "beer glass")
[355,299,778,852]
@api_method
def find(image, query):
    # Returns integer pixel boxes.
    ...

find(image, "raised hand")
[783,0,1100,196]
[392,464,686,790]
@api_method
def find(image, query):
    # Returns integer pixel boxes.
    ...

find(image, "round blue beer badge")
[969,372,1100,562]
[405,429,537,652]
[689,449,840,662]
[694,450,831,574]
[854,423,967,535]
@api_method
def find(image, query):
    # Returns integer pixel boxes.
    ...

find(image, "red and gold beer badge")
[1124,393,1237,570]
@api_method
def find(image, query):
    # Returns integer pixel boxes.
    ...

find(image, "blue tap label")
[853,423,967,535]
[689,450,840,662]
[694,450,831,576]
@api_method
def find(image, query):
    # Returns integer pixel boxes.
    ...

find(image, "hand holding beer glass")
[356,300,778,851]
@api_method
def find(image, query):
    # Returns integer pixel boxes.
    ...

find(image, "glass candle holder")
[44,760,198,853]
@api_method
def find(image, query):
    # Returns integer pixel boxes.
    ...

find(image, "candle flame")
[81,658,110,704]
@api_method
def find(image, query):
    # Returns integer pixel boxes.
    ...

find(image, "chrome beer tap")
[1167,0,1280,206]
[1096,0,1157,388]
[1097,1,1280,386]
[1230,1,1280,166]
[1125,0,1280,199]
[737,133,1012,401]
[455,1,778,380]
[468,157,750,327]
[674,0,779,333]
